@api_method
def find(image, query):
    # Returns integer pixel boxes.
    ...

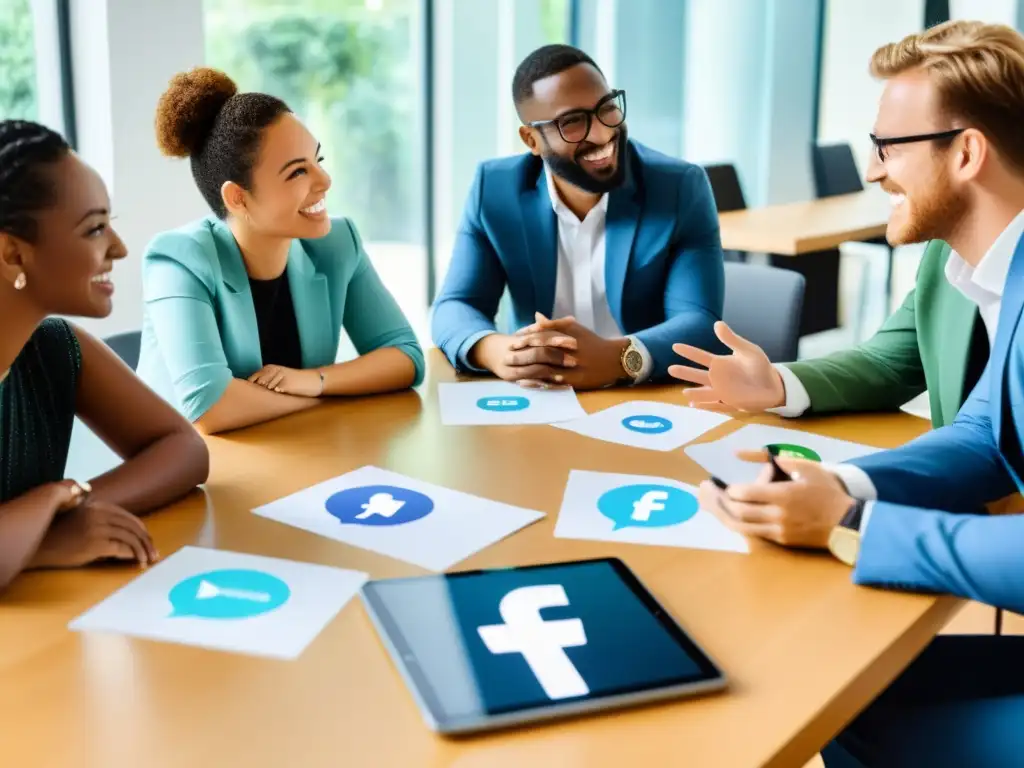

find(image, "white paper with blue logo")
[553,400,731,451]
[438,381,586,425]
[68,546,367,659]
[252,466,546,571]
[554,470,748,553]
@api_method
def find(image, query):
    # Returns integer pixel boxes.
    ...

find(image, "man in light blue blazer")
[698,21,1024,766]
[431,44,723,389]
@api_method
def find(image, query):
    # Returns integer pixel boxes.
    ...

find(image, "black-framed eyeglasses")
[528,90,627,144]
[869,128,966,163]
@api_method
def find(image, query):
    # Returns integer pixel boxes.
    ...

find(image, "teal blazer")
[137,216,424,422]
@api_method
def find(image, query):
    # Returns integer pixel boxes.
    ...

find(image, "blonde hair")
[871,20,1024,173]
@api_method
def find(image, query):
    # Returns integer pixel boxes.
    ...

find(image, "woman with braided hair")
[0,120,209,592]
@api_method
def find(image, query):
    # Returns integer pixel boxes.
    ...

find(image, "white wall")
[817,0,925,175]
[680,0,819,206]
[950,0,1019,24]
[70,0,208,339]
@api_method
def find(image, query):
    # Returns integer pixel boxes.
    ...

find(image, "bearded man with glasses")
[669,62,1002,432]
[431,44,725,390]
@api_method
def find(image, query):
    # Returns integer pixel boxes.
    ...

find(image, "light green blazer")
[784,240,981,428]
[137,216,424,422]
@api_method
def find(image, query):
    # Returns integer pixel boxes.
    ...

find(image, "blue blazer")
[845,233,1024,613]
[430,140,725,379]
[137,216,424,422]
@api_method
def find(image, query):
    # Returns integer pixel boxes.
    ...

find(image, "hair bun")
[155,67,238,158]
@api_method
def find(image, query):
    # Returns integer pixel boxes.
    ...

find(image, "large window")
[0,0,39,121]
[205,0,428,330]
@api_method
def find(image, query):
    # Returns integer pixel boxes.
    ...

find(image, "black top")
[963,313,990,399]
[0,319,82,503]
[249,272,303,369]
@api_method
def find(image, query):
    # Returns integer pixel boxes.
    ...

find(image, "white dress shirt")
[830,210,1024,532]
[459,169,652,380]
[545,171,653,381]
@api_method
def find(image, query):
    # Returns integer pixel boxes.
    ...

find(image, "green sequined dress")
[0,319,81,503]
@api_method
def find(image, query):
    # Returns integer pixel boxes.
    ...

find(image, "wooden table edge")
[766,595,964,768]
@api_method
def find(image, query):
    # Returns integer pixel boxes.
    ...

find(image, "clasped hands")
[473,312,627,390]
[247,365,324,397]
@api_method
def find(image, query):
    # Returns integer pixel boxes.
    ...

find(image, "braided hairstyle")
[0,120,71,243]
[155,67,290,218]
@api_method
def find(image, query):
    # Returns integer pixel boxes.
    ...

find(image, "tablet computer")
[360,557,727,735]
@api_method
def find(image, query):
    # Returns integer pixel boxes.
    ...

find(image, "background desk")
[718,190,890,255]
[0,352,958,768]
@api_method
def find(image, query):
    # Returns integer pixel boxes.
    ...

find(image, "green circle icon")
[767,443,822,462]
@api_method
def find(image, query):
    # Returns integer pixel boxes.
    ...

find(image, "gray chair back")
[812,143,864,198]
[723,263,805,363]
[104,330,141,371]
[703,162,749,263]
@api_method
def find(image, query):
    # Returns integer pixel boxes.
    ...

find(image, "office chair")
[723,262,806,363]
[104,330,142,371]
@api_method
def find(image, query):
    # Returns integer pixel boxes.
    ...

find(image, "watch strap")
[839,499,867,532]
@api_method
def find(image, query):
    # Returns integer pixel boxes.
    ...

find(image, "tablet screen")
[362,558,724,727]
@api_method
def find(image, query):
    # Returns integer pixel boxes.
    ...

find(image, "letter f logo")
[477,584,589,700]
[631,490,669,522]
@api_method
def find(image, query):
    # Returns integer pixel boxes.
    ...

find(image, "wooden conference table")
[0,351,959,768]
[718,189,891,255]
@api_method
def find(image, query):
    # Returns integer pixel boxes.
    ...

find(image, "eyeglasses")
[869,128,966,163]
[528,90,627,144]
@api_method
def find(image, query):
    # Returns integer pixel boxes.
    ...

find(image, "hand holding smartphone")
[711,446,792,491]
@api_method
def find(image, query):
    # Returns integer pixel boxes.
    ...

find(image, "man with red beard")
[431,44,725,390]
[700,21,1024,767]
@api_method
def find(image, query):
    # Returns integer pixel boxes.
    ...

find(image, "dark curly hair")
[0,120,71,242]
[155,67,290,218]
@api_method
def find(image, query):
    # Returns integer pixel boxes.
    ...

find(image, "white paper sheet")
[554,400,731,451]
[253,466,545,571]
[438,381,586,425]
[554,470,748,553]
[685,424,880,485]
[69,546,367,660]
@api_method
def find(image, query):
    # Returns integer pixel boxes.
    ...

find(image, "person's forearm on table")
[320,347,417,396]
[0,485,69,589]
[196,379,320,435]
[87,428,209,515]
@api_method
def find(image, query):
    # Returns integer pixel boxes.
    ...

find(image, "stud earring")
[13,273,26,291]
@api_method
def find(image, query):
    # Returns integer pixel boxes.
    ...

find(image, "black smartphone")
[764,446,793,482]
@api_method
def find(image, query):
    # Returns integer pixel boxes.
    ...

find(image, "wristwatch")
[827,499,866,566]
[620,337,645,382]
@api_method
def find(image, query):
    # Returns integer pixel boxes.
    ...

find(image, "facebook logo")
[477,585,589,700]
[631,490,669,522]
[324,485,434,527]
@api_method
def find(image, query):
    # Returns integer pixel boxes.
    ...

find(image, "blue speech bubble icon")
[325,485,434,527]
[476,396,530,412]
[597,484,699,531]
[168,569,290,620]
[621,415,673,434]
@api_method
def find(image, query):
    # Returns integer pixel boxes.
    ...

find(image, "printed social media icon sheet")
[438,381,586,426]
[68,546,367,659]
[554,470,748,553]
[685,424,880,485]
[252,466,546,571]
[554,400,732,451]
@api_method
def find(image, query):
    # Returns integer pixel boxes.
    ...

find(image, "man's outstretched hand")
[669,321,786,413]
